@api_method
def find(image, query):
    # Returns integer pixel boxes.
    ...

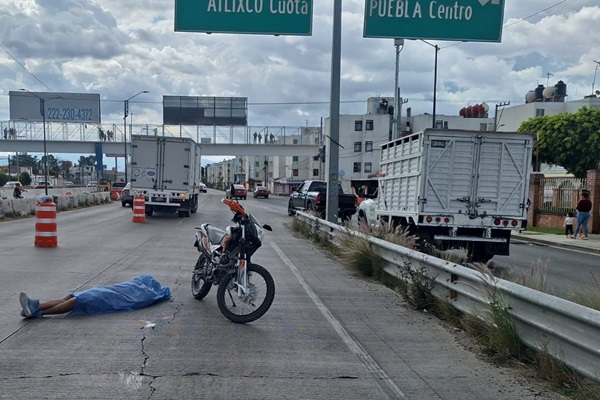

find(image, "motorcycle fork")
[235,224,249,295]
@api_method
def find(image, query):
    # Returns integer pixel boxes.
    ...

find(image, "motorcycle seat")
[206,225,226,245]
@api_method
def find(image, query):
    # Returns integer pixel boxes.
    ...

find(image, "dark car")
[121,183,134,207]
[253,186,269,199]
[226,184,247,200]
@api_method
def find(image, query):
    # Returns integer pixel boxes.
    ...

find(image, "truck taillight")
[316,194,323,204]
[494,219,520,227]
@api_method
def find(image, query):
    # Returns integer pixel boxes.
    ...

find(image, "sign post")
[363,0,505,42]
[175,0,313,36]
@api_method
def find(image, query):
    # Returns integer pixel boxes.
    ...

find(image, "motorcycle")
[192,198,275,323]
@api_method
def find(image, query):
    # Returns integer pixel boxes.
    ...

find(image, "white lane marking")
[271,242,407,399]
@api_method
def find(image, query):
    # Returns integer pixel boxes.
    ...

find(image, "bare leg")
[39,296,73,311]
[39,297,77,316]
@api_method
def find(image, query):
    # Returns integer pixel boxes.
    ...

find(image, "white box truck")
[361,129,533,263]
[130,135,201,217]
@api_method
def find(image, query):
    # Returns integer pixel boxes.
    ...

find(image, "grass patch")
[525,226,565,235]
[567,272,600,312]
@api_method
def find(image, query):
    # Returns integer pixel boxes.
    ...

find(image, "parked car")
[226,184,247,200]
[87,181,98,188]
[199,182,207,193]
[112,181,127,189]
[121,182,133,207]
[64,181,74,187]
[253,186,269,199]
[34,181,54,189]
[4,181,21,188]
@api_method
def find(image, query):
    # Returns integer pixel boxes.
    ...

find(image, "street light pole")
[19,89,56,195]
[40,98,49,195]
[123,90,149,182]
[421,40,439,129]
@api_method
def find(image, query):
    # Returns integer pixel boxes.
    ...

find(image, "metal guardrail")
[295,211,600,383]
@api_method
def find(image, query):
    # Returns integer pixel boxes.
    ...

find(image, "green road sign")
[175,0,313,36]
[363,0,505,42]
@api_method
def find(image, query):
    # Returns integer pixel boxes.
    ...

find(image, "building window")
[365,141,373,152]
[354,141,362,152]
[353,162,361,173]
[480,123,488,131]
[313,169,319,177]
[364,162,372,173]
[366,120,374,130]
[293,139,298,144]
[293,169,298,176]
[354,120,363,131]
[255,161,260,167]
[535,108,545,117]
[293,156,298,161]
[314,137,320,144]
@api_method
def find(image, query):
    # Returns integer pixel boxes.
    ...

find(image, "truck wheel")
[145,208,153,217]
[287,201,296,216]
[191,196,198,214]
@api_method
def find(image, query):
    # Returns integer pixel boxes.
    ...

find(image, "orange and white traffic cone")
[132,194,146,223]
[35,199,58,247]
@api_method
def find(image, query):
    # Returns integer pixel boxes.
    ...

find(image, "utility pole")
[592,60,600,95]
[393,38,404,139]
[494,101,511,131]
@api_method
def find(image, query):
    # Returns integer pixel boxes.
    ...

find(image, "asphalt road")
[491,239,600,298]
[0,191,564,400]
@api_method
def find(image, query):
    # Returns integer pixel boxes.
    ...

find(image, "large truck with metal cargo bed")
[130,135,201,218]
[358,129,533,263]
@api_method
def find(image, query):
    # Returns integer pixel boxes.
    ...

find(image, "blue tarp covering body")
[69,274,171,316]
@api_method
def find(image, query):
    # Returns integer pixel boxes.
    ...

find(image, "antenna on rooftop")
[546,72,553,86]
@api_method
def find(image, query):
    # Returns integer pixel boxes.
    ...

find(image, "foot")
[19,292,41,318]
[582,237,589,240]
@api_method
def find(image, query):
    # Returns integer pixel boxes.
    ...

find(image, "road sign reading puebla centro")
[175,0,313,36]
[363,0,505,42]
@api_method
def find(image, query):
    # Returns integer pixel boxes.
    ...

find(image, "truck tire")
[287,201,296,216]
[145,207,153,217]
[191,196,198,214]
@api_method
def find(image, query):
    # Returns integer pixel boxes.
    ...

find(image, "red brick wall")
[587,169,600,234]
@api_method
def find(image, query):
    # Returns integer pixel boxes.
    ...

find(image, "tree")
[518,107,600,179]
[78,155,96,167]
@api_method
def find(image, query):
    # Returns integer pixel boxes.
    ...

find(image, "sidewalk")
[512,230,600,255]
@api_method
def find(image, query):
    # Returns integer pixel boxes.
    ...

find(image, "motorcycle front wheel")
[216,263,275,324]
[191,254,212,300]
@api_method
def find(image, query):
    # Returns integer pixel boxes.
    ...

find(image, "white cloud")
[0,0,598,128]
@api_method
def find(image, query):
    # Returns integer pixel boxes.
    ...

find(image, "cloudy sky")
[1,0,599,164]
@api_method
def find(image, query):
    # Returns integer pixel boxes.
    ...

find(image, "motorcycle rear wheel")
[191,254,212,300]
[216,263,275,324]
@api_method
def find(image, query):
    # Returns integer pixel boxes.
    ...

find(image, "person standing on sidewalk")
[564,212,575,238]
[572,191,592,240]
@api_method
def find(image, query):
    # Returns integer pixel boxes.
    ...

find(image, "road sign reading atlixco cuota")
[175,0,313,36]
[364,0,505,42]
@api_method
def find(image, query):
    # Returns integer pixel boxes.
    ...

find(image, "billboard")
[163,96,247,126]
[9,91,101,124]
